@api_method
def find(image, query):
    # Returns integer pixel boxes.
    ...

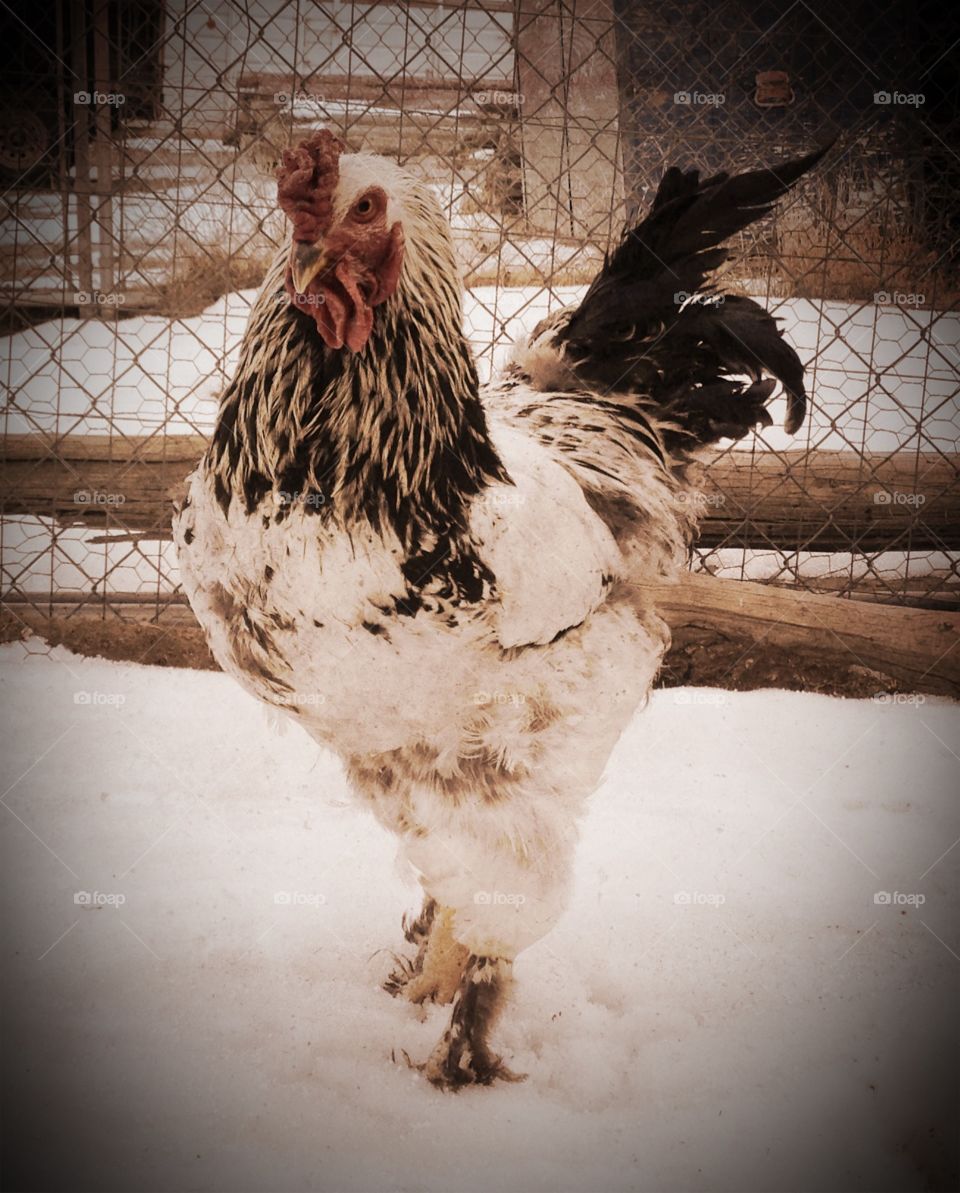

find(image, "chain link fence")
[1,0,958,634]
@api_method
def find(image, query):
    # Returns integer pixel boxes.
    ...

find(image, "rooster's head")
[277,130,406,352]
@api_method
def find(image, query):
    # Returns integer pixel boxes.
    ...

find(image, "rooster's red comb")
[276,129,345,243]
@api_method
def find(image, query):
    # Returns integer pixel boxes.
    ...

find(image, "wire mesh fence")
[1,0,958,630]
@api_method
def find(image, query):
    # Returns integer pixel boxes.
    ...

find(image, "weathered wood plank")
[639,572,959,696]
[2,435,957,551]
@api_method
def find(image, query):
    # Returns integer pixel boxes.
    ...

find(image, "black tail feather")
[676,295,808,434]
[556,144,831,440]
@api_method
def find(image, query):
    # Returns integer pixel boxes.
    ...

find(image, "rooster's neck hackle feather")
[209,156,507,546]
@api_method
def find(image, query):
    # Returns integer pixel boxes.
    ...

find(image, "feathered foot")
[383,895,436,997]
[423,955,525,1090]
[385,900,469,1006]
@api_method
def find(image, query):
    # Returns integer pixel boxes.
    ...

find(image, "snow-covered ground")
[2,647,958,1192]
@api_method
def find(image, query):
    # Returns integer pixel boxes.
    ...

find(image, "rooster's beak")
[290,242,328,293]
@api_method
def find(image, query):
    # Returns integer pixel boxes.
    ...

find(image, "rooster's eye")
[353,195,375,219]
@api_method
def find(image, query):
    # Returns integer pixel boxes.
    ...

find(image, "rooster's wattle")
[173,130,825,1087]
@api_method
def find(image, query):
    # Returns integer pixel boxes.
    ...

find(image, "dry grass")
[754,178,956,307]
[771,214,946,306]
[155,243,274,318]
[463,259,602,288]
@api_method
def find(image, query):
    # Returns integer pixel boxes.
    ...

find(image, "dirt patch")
[156,245,272,318]
[660,628,895,699]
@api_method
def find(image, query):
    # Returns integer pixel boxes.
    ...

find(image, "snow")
[5,288,958,447]
[2,647,958,1192]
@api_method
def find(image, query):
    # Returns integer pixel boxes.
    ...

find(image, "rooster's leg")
[385,900,469,1005]
[423,954,523,1089]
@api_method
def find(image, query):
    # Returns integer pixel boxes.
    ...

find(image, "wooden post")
[91,0,116,315]
[69,0,96,307]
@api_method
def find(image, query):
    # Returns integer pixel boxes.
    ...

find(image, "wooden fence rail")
[2,435,958,551]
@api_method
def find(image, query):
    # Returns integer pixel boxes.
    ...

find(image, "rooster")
[174,130,825,1088]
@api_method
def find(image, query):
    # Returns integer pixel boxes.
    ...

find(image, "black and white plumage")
[173,134,825,1087]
